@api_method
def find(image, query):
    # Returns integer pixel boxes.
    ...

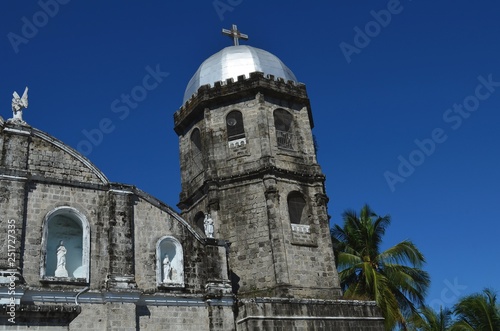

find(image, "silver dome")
[183,45,298,103]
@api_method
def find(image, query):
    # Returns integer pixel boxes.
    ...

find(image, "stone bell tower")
[174,25,342,300]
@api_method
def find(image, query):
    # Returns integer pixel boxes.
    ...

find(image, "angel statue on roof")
[10,87,28,124]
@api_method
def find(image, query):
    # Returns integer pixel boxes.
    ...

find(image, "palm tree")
[408,306,453,331]
[331,204,430,330]
[450,288,500,331]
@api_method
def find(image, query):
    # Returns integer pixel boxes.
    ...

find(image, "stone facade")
[0,119,234,330]
[0,71,385,329]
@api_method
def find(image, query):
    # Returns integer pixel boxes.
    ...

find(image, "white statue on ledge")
[55,240,68,277]
[10,87,28,124]
[162,254,171,282]
[204,213,214,238]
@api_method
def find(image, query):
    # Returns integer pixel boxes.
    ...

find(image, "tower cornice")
[177,164,326,210]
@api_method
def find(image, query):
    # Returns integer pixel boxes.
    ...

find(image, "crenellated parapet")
[174,71,311,135]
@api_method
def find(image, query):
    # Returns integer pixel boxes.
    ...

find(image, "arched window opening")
[274,109,294,150]
[226,110,246,147]
[190,128,203,173]
[156,236,184,287]
[40,207,90,282]
[194,211,205,233]
[288,192,307,224]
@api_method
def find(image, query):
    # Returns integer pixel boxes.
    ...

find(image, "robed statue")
[55,240,68,277]
[162,254,171,282]
[204,213,214,238]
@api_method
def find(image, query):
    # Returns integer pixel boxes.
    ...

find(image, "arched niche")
[40,206,90,282]
[156,236,184,287]
[193,211,205,234]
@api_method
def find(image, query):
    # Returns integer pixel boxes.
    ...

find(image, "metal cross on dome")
[222,24,248,46]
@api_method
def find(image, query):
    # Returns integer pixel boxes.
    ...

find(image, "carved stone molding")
[315,193,329,206]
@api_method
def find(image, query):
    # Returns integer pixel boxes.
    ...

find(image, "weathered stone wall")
[176,78,341,299]
[275,179,341,298]
[0,179,25,272]
[0,127,30,173]
[0,125,33,273]
[178,117,206,202]
[69,303,135,331]
[177,86,317,202]
[0,121,236,330]
[133,195,229,293]
[22,183,104,286]
[28,134,105,185]
[237,298,385,331]
[0,124,107,185]
[0,302,235,330]
[0,304,80,330]
[138,305,209,330]
[217,180,274,295]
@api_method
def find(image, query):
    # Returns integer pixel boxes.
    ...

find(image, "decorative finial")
[222,24,248,46]
[10,86,28,124]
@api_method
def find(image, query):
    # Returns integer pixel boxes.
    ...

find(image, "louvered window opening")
[226,111,245,141]
[288,193,306,224]
[274,109,294,150]
[190,129,203,173]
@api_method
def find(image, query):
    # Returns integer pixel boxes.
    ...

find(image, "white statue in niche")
[55,240,68,277]
[10,87,28,123]
[204,213,214,238]
[162,254,172,282]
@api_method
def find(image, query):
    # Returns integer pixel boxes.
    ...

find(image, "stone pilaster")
[106,190,136,290]
[263,175,290,293]
[0,124,31,282]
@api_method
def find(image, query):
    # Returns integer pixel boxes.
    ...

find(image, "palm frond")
[336,252,363,270]
[452,288,500,331]
[408,306,453,331]
[379,240,426,268]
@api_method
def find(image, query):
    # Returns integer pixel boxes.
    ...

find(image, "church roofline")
[107,183,226,246]
[174,71,313,135]
[32,127,110,184]
[0,120,216,245]
[131,186,211,244]
[0,120,110,185]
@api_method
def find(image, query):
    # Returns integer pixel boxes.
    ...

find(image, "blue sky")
[1,0,499,311]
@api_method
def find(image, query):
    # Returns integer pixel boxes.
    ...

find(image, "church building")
[0,25,384,330]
